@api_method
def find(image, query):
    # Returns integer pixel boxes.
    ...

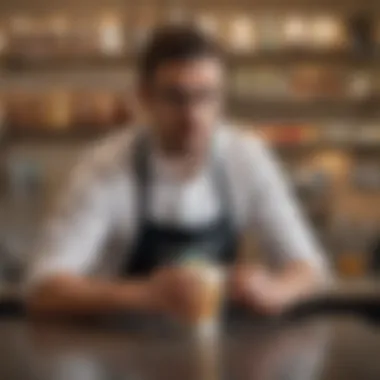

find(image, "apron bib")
[121,134,238,277]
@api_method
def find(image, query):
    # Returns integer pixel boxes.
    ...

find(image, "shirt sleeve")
[247,138,328,273]
[25,157,113,290]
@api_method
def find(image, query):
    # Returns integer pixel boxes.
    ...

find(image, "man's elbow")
[283,259,331,291]
[300,259,333,297]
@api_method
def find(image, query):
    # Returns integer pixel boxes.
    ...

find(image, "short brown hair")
[137,25,225,82]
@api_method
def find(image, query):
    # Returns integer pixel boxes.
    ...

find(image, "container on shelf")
[98,15,125,56]
[348,13,375,55]
[292,165,331,194]
[195,12,219,38]
[42,90,72,131]
[310,15,347,49]
[69,18,101,57]
[322,123,355,145]
[283,15,311,49]
[356,124,380,145]
[9,16,36,36]
[351,162,380,191]
[166,7,188,25]
[227,15,256,53]
[259,123,318,146]
[256,14,283,51]
[5,92,45,130]
[48,14,70,37]
[299,124,320,144]
[71,91,116,128]
[290,65,346,99]
[131,7,158,51]
[347,71,372,99]
[332,218,370,278]
[233,67,289,98]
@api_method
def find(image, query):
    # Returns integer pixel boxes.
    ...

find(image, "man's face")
[139,57,225,156]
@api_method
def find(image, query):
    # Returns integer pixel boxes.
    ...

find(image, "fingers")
[151,267,210,322]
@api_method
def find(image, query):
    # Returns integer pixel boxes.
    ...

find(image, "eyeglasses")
[154,87,222,107]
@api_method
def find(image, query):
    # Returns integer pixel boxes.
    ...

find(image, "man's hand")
[27,267,220,321]
[230,264,318,316]
[148,266,208,323]
[230,266,284,315]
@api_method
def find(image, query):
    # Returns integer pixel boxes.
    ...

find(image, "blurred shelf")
[228,50,380,67]
[3,126,380,154]
[230,97,380,120]
[3,50,380,73]
[273,142,380,155]
[0,69,133,89]
[2,126,127,144]
[1,55,135,72]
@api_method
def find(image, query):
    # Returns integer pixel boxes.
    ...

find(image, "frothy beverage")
[185,263,225,336]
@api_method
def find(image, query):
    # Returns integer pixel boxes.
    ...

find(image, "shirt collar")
[146,123,228,182]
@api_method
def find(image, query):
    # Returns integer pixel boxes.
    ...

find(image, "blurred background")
[0,0,379,285]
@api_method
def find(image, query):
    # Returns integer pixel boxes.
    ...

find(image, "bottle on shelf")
[227,15,256,53]
[333,217,370,278]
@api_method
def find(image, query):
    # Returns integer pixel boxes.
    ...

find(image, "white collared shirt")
[26,125,327,289]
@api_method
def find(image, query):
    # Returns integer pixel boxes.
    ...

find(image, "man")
[26,26,328,320]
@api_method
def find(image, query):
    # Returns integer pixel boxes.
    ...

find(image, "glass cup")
[184,263,226,337]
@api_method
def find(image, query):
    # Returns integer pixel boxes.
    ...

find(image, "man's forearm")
[231,261,328,315]
[27,274,153,319]
[273,261,327,301]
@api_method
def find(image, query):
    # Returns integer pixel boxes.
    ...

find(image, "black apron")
[121,134,238,277]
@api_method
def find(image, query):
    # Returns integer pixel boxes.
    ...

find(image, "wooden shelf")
[3,125,127,144]
[274,142,380,155]
[1,55,135,72]
[228,50,380,67]
[2,50,380,73]
[3,125,380,154]
[229,97,380,120]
